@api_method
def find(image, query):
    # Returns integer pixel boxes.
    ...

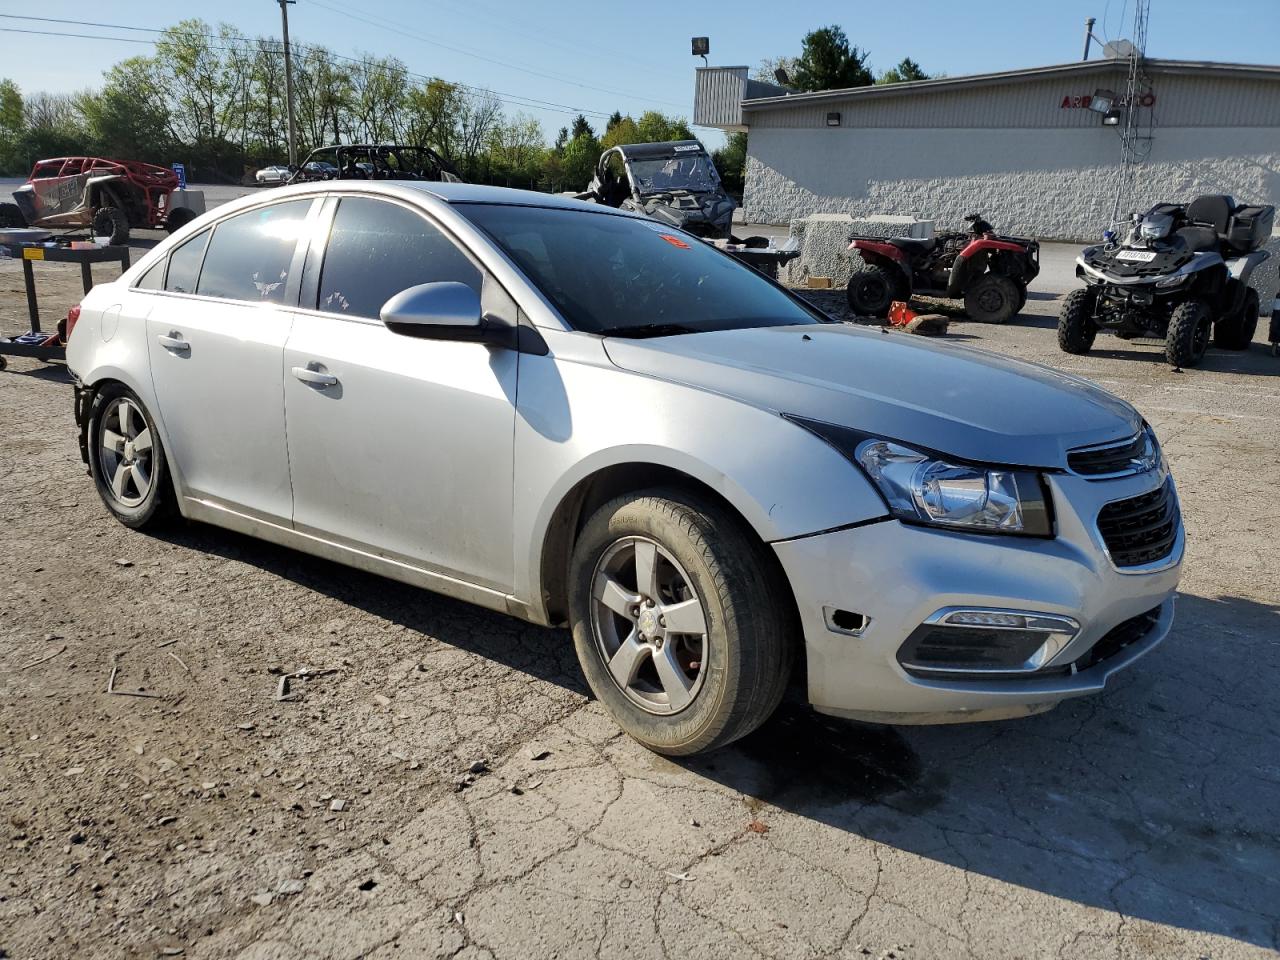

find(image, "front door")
[145,199,315,523]
[283,196,518,590]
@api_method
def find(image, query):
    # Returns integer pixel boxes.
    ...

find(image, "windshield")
[459,204,822,336]
[628,154,719,195]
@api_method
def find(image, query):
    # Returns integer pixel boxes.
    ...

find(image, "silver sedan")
[65,181,1183,755]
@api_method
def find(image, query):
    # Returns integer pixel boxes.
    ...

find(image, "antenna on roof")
[1103,39,1138,59]
[774,68,790,86]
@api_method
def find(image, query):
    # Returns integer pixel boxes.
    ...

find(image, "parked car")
[294,160,339,181]
[255,165,292,186]
[65,182,1184,755]
[0,156,198,244]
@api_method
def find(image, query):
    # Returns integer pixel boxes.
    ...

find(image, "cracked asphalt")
[2,236,1279,960]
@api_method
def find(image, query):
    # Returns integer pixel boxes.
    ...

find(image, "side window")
[196,200,311,304]
[165,229,211,294]
[317,197,480,319]
[135,258,166,291]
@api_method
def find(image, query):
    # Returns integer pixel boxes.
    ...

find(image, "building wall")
[742,125,1280,241]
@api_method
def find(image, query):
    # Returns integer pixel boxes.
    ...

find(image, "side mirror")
[380,282,487,341]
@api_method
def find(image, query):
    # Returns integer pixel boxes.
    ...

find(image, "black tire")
[0,355,8,371]
[568,488,794,756]
[1214,288,1259,350]
[92,206,130,245]
[1057,288,1099,354]
[1014,281,1028,312]
[0,202,26,228]
[86,384,173,529]
[1166,300,1212,368]
[165,207,197,234]
[845,262,899,317]
[963,272,1020,324]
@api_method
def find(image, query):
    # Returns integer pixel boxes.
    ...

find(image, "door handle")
[292,364,339,387]
[157,331,189,351]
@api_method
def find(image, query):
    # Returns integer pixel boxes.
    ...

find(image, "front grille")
[1068,434,1147,476]
[1097,479,1180,567]
[1072,606,1162,672]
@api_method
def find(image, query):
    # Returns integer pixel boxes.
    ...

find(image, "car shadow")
[1089,343,1280,376]
[142,519,1280,949]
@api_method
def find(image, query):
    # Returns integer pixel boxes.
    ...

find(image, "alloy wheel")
[590,536,709,715]
[98,397,154,507]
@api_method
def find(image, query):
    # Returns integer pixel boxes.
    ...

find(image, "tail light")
[65,304,82,341]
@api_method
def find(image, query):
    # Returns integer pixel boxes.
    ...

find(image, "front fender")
[512,336,887,617]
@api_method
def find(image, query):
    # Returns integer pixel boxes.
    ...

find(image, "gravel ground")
[2,234,1279,960]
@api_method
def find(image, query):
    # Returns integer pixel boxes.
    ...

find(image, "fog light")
[898,608,1080,677]
[945,611,1026,628]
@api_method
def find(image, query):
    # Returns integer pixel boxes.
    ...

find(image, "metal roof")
[742,58,1280,112]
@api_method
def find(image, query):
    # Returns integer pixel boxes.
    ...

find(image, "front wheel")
[964,273,1020,323]
[1214,288,1259,350]
[845,263,899,317]
[86,384,173,529]
[568,489,794,756]
[1166,300,1212,368]
[1057,288,1099,354]
[91,206,130,245]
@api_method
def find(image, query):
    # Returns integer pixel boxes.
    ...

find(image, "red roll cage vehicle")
[0,157,197,245]
[846,214,1040,324]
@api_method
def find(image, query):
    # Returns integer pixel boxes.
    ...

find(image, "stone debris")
[114,559,134,567]
[249,892,274,907]
[277,878,306,895]
[329,799,346,812]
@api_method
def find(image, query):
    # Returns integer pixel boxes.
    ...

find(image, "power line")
[0,17,614,120]
[302,0,685,110]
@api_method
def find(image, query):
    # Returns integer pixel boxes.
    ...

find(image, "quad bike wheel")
[1213,288,1259,350]
[165,207,198,234]
[0,202,26,228]
[1166,300,1212,368]
[845,263,899,317]
[964,273,1020,324]
[567,488,794,756]
[92,206,131,245]
[1014,281,1028,312]
[1057,288,1099,354]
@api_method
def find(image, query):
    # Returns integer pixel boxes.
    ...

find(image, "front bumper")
[773,469,1183,724]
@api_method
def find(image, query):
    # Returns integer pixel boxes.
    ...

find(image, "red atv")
[0,157,196,246]
[846,215,1040,324]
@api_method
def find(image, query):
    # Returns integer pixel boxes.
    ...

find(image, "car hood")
[602,323,1142,468]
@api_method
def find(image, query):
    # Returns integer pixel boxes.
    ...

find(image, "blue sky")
[1,0,1276,149]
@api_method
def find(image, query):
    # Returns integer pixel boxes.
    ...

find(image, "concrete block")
[780,213,932,287]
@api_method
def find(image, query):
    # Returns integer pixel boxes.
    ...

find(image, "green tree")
[605,110,623,131]
[878,57,930,85]
[635,110,693,143]
[569,114,593,140]
[0,79,25,172]
[79,58,174,162]
[790,26,873,92]
[712,131,748,196]
[560,131,599,191]
[600,115,639,150]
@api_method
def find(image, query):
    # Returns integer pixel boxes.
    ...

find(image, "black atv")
[1060,195,1273,368]
[579,140,735,239]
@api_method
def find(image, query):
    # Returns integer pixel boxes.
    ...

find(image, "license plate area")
[1117,250,1157,262]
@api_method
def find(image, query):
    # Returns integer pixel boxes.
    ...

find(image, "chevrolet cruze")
[66,182,1183,755]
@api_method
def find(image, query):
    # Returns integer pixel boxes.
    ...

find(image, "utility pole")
[1082,17,1096,61]
[278,0,298,166]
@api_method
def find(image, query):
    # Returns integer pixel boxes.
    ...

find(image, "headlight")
[1154,272,1187,288]
[787,417,1053,537]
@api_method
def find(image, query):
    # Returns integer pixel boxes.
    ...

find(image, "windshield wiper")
[604,322,700,339]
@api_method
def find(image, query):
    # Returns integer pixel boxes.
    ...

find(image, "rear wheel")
[87,384,173,529]
[0,202,25,228]
[1166,300,1212,368]
[845,262,899,317]
[91,206,130,245]
[568,488,793,756]
[964,273,1019,323]
[1057,288,1099,354]
[1214,288,1259,350]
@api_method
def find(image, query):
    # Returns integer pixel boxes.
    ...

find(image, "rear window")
[458,204,820,336]
[164,229,211,295]
[196,200,311,304]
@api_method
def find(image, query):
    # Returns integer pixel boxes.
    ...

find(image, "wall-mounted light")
[1102,109,1122,125]
[826,112,841,127]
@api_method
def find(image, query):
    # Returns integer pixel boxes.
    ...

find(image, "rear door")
[282,195,518,590]
[145,198,318,523]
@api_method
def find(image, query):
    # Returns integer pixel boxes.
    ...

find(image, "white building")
[693,59,1280,241]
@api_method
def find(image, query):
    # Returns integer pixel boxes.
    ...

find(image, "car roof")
[397,180,630,213]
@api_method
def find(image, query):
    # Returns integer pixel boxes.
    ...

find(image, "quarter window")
[164,229,211,295]
[316,197,480,319]
[196,200,312,304]
[135,258,165,290]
